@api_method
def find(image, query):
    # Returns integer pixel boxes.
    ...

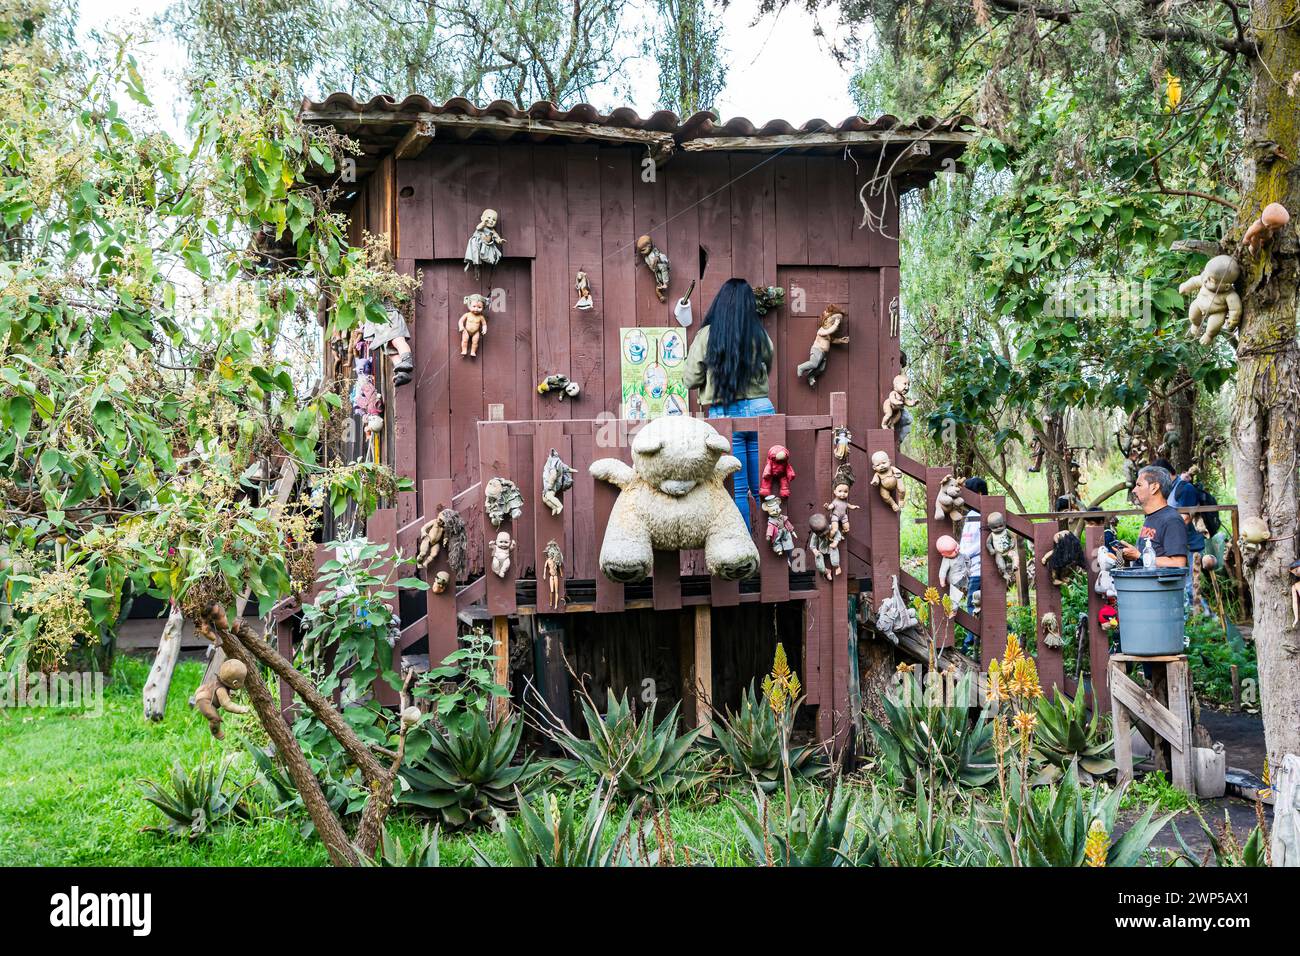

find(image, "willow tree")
[817,0,1300,769]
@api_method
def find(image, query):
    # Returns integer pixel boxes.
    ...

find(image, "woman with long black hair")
[682,278,776,530]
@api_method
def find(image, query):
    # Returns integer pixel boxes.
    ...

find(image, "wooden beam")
[678,610,697,728]
[492,614,511,722]
[678,130,978,152]
[534,615,570,733]
[394,119,436,159]
[693,604,713,735]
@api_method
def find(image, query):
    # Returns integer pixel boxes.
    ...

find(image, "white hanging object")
[673,297,693,327]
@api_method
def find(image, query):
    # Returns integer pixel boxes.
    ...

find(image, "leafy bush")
[415,627,510,734]
[1031,683,1115,785]
[867,670,997,788]
[551,690,712,800]
[140,756,250,840]
[399,709,539,827]
[1184,615,1256,707]
[707,682,828,792]
[1119,771,1196,815]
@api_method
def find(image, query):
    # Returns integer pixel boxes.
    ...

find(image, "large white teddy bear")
[591,417,760,582]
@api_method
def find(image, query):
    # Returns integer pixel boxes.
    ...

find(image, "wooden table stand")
[1109,653,1194,794]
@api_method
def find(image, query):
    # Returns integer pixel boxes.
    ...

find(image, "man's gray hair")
[1138,465,1173,498]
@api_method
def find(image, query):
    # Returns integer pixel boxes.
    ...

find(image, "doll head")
[761,495,783,517]
[1261,202,1290,232]
[870,451,892,474]
[1201,254,1240,292]
[432,571,450,593]
[819,305,844,332]
[891,373,909,395]
[464,293,487,314]
[808,513,829,537]
[636,235,653,255]
[832,481,851,500]
[494,531,512,550]
[987,511,1006,532]
[478,208,498,230]
[936,534,958,559]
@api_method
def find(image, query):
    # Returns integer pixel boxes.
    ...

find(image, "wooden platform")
[1110,653,1193,793]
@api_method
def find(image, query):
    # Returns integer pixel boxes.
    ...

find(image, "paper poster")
[619,326,689,419]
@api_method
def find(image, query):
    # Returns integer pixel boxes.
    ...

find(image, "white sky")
[77,0,863,131]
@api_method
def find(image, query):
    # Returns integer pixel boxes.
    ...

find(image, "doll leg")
[796,347,825,380]
[470,331,480,357]
[461,329,470,356]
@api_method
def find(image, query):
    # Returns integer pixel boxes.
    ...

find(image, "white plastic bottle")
[1141,537,1156,569]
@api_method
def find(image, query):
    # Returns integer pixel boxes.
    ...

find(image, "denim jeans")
[708,397,775,531]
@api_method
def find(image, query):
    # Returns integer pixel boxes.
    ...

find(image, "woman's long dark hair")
[701,278,770,405]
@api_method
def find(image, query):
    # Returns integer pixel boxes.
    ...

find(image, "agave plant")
[1031,684,1116,785]
[960,761,1172,866]
[866,670,997,788]
[139,756,250,840]
[707,682,828,792]
[475,784,654,867]
[849,782,977,866]
[363,824,442,867]
[552,689,712,800]
[1168,807,1269,867]
[731,783,859,866]
[398,709,539,827]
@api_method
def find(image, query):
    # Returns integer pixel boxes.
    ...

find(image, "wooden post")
[693,604,713,735]
[492,614,511,722]
[678,610,697,728]
[534,615,570,733]
[1231,664,1242,712]
[1109,654,1193,794]
[1033,522,1065,696]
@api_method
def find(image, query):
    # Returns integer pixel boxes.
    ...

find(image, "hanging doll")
[875,575,922,645]
[635,235,671,302]
[1243,202,1290,254]
[459,293,488,358]
[363,302,415,386]
[484,477,524,528]
[194,660,249,739]
[490,531,515,578]
[464,208,505,275]
[540,448,576,516]
[807,513,840,581]
[537,374,581,401]
[1039,611,1063,650]
[825,478,859,538]
[416,508,467,578]
[795,305,848,387]
[762,495,797,559]
[753,285,785,315]
[543,540,564,608]
[833,426,851,461]
[985,511,1018,585]
[431,570,450,593]
[758,445,796,500]
[1179,254,1242,346]
[574,270,594,310]
[870,451,906,513]
[881,371,918,430]
[1289,558,1300,627]
[933,474,969,522]
[1094,544,1119,600]
[1040,529,1087,586]
[1098,602,1119,638]
[936,534,961,588]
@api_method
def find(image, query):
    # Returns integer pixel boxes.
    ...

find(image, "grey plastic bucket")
[1111,567,1187,655]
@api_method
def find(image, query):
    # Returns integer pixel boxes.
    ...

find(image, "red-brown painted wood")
[420,477,459,664]
[1085,524,1112,713]
[708,415,741,608]
[757,414,791,604]
[599,149,637,414]
[415,264,451,482]
[534,422,568,613]
[979,495,1009,669]
[1034,522,1066,696]
[774,155,809,266]
[428,147,468,260]
[478,421,517,617]
[395,159,434,260]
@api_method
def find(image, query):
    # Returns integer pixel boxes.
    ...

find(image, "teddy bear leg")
[704,508,760,581]
[598,506,655,583]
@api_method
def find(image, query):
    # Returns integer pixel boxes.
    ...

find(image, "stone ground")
[1119,708,1272,863]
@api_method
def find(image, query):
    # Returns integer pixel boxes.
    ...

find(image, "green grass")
[0,655,765,866]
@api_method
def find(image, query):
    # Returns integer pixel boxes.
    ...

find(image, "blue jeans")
[708,397,775,531]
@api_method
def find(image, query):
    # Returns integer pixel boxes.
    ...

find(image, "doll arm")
[215,686,249,715]
[589,458,635,488]
[1178,276,1203,296]
[457,313,467,332]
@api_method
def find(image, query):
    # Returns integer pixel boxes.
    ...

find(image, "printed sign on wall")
[619,327,689,419]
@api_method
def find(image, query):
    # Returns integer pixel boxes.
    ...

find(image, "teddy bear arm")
[590,458,635,488]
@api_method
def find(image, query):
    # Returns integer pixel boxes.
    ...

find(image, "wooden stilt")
[534,615,570,732]
[492,614,511,722]
[678,610,697,728]
[1109,654,1193,793]
[694,604,713,735]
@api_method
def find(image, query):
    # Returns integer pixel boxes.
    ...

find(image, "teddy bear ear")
[705,433,732,455]
[632,430,663,455]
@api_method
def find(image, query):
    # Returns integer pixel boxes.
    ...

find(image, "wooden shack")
[302,95,983,742]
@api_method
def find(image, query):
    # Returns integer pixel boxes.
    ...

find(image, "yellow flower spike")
[924,586,941,606]
[1085,819,1109,867]
[1013,710,1037,738]
[1165,71,1182,112]
[1002,633,1023,670]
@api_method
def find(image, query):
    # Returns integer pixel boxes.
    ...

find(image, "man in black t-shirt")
[1120,465,1189,568]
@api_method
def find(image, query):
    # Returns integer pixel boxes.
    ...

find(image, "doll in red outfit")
[759,445,796,499]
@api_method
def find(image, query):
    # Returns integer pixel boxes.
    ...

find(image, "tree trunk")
[1233,1,1300,775]
[143,603,184,721]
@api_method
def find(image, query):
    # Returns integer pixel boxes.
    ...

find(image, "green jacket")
[681,325,775,407]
